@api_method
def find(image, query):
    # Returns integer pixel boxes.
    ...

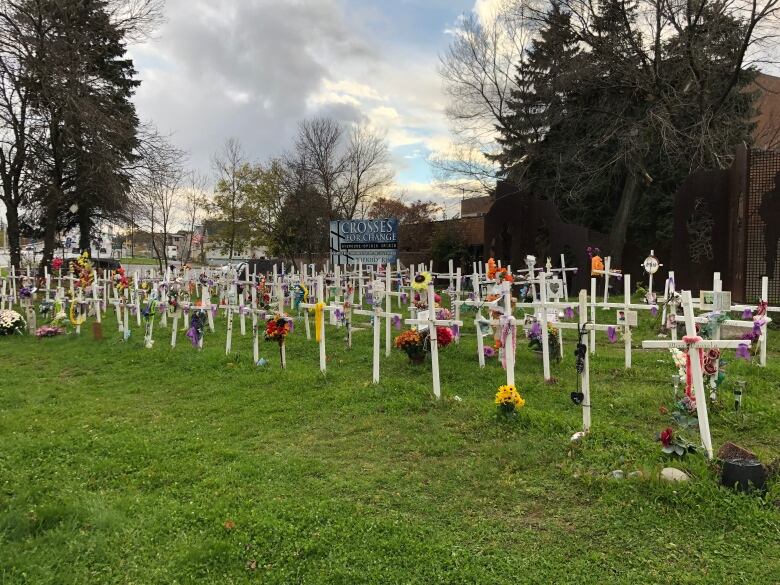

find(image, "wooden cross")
[299,274,331,374]
[591,256,622,303]
[404,282,463,400]
[352,304,402,384]
[472,281,517,386]
[642,291,750,459]
[641,250,663,298]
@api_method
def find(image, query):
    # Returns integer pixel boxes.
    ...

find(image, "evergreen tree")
[14,0,140,265]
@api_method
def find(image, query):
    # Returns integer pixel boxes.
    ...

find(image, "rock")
[610,470,625,479]
[628,471,644,479]
[570,431,587,443]
[661,467,691,482]
[717,442,758,462]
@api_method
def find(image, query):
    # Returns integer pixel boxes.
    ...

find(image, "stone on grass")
[660,468,690,482]
[610,470,625,480]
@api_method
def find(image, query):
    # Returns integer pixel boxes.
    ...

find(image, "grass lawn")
[1,306,779,584]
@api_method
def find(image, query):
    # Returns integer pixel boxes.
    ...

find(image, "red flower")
[659,427,674,447]
[436,326,454,348]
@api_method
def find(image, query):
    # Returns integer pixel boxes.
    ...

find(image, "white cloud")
[129,0,472,210]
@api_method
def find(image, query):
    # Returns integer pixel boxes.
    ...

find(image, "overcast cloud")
[129,0,483,217]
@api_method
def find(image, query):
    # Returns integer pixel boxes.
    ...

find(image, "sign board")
[700,291,732,312]
[643,255,661,275]
[329,218,398,266]
[617,310,638,327]
[416,310,430,333]
[546,278,563,300]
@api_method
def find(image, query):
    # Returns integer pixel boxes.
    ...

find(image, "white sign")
[616,310,638,327]
[700,291,732,312]
[643,255,661,275]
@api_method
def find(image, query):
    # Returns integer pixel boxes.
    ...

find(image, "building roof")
[460,196,493,218]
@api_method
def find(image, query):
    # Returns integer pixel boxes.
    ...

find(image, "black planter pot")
[721,458,767,493]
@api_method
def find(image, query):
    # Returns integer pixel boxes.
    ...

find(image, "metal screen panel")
[746,150,780,303]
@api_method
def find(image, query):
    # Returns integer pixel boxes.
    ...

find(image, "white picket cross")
[642,291,751,459]
[404,282,463,400]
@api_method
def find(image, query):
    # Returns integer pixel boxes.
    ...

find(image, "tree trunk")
[78,204,93,252]
[39,189,59,276]
[5,203,21,271]
[608,171,639,265]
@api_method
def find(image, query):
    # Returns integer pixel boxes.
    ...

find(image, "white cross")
[642,291,750,459]
[299,274,332,374]
[472,281,517,386]
[404,282,463,400]
[591,256,622,303]
[352,304,402,384]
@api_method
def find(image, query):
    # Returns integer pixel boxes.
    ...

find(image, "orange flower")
[591,255,604,275]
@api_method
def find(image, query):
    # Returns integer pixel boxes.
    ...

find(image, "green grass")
[1,306,779,584]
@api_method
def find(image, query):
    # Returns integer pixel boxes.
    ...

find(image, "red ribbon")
[682,335,703,399]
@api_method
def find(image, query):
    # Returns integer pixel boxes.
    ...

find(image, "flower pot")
[408,354,426,365]
[721,458,767,493]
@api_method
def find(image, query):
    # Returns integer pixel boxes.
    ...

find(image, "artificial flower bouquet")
[0,310,26,336]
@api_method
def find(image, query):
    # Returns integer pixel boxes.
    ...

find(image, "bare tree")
[294,117,347,219]
[437,1,534,190]
[133,129,187,271]
[106,0,165,43]
[211,138,252,260]
[338,124,394,219]
[181,170,208,264]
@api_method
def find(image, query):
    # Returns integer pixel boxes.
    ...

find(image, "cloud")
[129,0,470,210]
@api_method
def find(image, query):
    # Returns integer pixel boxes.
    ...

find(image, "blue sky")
[130,0,492,219]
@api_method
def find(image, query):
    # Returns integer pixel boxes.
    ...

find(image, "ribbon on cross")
[682,335,704,401]
[314,301,326,342]
[499,315,516,370]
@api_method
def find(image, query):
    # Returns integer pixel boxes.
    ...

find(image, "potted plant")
[395,329,426,364]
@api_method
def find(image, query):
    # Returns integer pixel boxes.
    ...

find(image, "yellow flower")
[411,271,432,292]
[495,384,525,408]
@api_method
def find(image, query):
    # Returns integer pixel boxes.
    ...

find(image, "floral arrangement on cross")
[265,313,292,368]
[526,320,561,362]
[394,325,455,364]
[411,272,441,309]
[486,258,514,283]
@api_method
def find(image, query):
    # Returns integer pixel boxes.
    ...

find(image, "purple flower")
[564,307,575,319]
[400,293,408,304]
[736,343,751,361]
[484,346,496,358]
[451,324,460,338]
[650,305,658,317]
[607,326,617,344]
[186,327,200,347]
[530,321,542,338]
[742,308,753,319]
[391,315,402,330]
[334,309,344,321]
